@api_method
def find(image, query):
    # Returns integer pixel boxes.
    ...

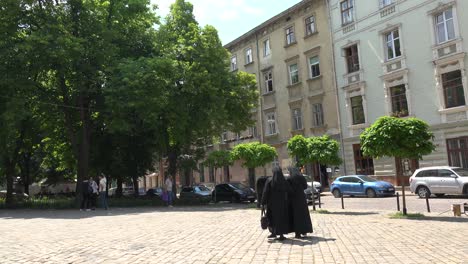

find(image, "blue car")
[330,175,395,198]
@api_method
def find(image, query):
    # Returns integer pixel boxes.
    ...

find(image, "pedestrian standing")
[99,175,108,210]
[80,179,90,211]
[165,176,173,207]
[261,167,291,241]
[287,167,313,238]
[89,177,99,210]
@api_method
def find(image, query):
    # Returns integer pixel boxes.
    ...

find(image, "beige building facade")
[192,0,342,188]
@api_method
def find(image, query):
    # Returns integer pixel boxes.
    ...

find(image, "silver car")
[409,166,468,198]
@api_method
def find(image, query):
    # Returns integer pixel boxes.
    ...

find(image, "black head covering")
[271,166,288,191]
[288,167,302,177]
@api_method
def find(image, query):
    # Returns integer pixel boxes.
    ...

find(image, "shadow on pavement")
[312,211,379,216]
[268,235,336,245]
[0,203,256,220]
[404,216,468,223]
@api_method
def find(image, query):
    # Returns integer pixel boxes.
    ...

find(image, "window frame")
[447,137,468,168]
[245,48,253,64]
[230,55,237,71]
[340,0,354,26]
[390,84,409,116]
[305,15,316,36]
[309,56,321,78]
[263,39,271,57]
[353,144,375,175]
[285,26,296,45]
[435,8,455,44]
[380,0,393,8]
[312,103,324,127]
[266,112,278,135]
[350,95,365,125]
[264,70,274,93]
[441,70,465,108]
[344,44,360,73]
[291,108,303,131]
[288,63,299,85]
[385,29,401,61]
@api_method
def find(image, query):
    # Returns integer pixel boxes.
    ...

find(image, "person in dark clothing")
[287,167,313,238]
[261,167,292,241]
[80,179,91,211]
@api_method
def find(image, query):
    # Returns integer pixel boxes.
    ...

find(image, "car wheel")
[332,189,341,198]
[417,186,431,198]
[435,193,445,198]
[366,188,376,198]
[230,195,239,203]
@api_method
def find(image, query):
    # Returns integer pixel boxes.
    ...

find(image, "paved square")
[1,205,468,264]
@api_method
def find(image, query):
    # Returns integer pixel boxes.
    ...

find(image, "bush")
[0,197,76,209]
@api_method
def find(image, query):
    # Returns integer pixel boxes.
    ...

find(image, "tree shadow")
[312,211,379,216]
[0,203,255,220]
[404,216,468,223]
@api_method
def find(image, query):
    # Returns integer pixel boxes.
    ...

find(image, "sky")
[151,0,302,45]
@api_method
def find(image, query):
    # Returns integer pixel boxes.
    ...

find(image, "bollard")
[341,193,344,209]
[318,193,322,209]
[396,192,400,211]
[425,196,431,213]
[453,204,461,216]
[312,192,316,211]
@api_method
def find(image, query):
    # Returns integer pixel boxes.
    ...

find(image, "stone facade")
[329,0,468,184]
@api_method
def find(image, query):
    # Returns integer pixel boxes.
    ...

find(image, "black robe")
[261,178,291,236]
[287,174,313,234]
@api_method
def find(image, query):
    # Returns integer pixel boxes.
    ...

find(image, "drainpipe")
[326,0,347,175]
[255,32,265,144]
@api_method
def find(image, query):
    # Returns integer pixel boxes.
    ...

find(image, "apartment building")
[329,0,468,184]
[192,0,342,188]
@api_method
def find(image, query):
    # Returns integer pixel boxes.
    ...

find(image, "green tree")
[360,116,436,214]
[287,135,342,166]
[230,142,277,188]
[156,0,258,191]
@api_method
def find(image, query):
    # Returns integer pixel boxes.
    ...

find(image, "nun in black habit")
[261,167,291,241]
[287,167,313,238]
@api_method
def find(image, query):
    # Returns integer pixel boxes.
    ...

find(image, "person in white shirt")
[99,175,108,210]
[165,176,173,207]
[89,177,99,210]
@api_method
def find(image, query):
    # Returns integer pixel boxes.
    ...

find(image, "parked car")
[284,174,322,193]
[304,186,320,204]
[409,166,468,198]
[0,190,29,200]
[179,186,212,202]
[330,175,395,198]
[255,176,319,206]
[146,187,163,197]
[212,182,256,203]
[122,186,134,196]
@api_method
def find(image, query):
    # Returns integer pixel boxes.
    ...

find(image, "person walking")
[165,176,173,207]
[80,179,91,211]
[89,177,99,210]
[287,167,313,238]
[99,175,108,210]
[261,167,291,241]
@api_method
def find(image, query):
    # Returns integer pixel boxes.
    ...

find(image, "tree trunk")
[75,95,91,204]
[4,158,15,208]
[168,149,178,196]
[116,178,123,198]
[248,168,255,189]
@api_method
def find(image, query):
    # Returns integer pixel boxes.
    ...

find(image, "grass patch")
[246,203,260,209]
[311,209,330,214]
[389,212,425,219]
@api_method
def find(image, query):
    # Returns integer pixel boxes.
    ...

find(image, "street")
[1,198,468,264]
[315,192,468,215]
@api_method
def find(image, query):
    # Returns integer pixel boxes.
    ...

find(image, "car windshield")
[453,168,468,177]
[194,186,211,192]
[229,183,248,190]
[357,175,377,182]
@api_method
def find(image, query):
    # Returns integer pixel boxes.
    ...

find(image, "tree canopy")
[230,142,277,169]
[287,135,342,167]
[360,116,435,159]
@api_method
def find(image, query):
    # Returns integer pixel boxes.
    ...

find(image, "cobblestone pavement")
[1,205,468,264]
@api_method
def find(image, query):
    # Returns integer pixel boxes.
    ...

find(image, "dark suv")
[212,183,256,203]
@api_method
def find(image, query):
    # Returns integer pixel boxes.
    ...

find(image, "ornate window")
[305,16,316,36]
[289,63,299,85]
[353,144,374,175]
[390,85,408,116]
[264,71,273,93]
[442,70,465,108]
[435,8,455,44]
[340,0,354,25]
[350,96,365,125]
[385,29,401,60]
[309,56,320,78]
[292,108,303,130]
[344,44,359,73]
[285,26,296,45]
